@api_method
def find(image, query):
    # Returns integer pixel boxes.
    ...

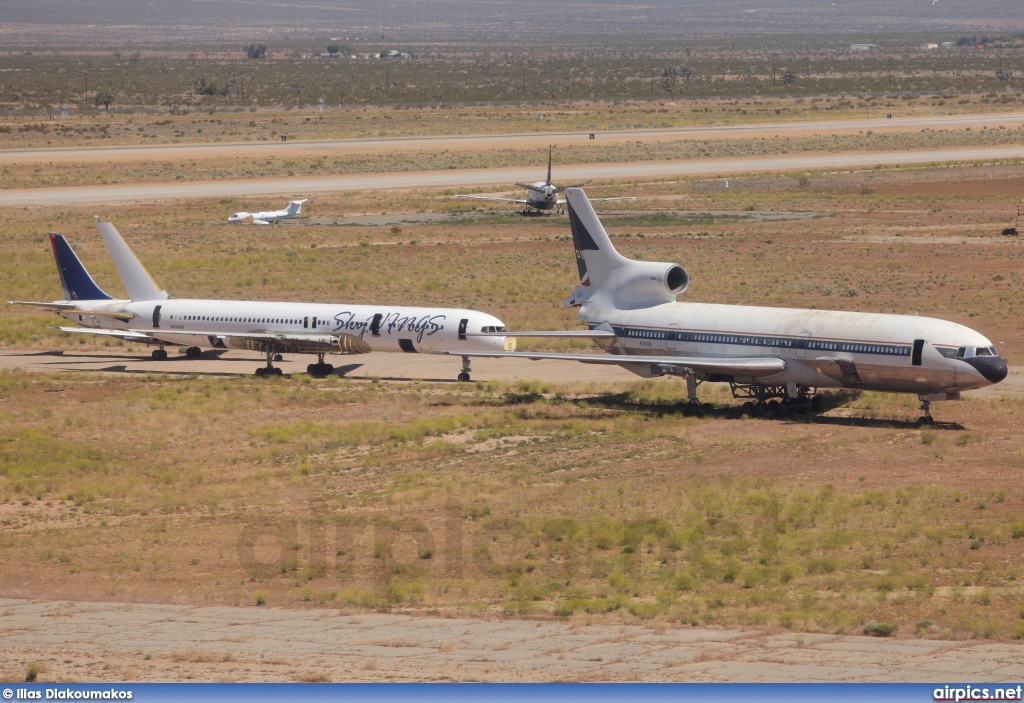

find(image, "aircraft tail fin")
[565,187,627,288]
[546,146,553,186]
[94,218,168,302]
[286,199,308,216]
[49,233,112,301]
[564,188,688,311]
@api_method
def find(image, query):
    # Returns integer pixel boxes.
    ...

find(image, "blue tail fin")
[50,233,112,301]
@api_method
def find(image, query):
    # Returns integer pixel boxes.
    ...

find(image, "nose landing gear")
[457,355,472,382]
[917,397,934,425]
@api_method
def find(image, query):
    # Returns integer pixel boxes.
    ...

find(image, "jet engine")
[608,261,689,310]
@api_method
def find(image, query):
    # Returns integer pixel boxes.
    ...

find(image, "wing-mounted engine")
[606,261,689,310]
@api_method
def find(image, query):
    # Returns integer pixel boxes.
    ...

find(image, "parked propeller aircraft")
[457,147,634,215]
[227,199,308,224]
[10,218,512,379]
[436,188,1007,423]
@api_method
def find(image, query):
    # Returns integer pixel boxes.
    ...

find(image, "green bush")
[863,622,897,637]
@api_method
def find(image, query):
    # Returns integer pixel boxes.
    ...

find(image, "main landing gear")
[457,355,472,382]
[185,346,202,359]
[255,349,283,377]
[151,346,168,361]
[732,383,821,418]
[307,353,334,378]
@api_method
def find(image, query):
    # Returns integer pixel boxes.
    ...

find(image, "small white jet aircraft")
[11,218,511,379]
[228,199,308,225]
[458,147,634,215]
[437,188,1007,423]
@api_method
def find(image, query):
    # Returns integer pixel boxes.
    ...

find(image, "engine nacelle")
[608,261,689,310]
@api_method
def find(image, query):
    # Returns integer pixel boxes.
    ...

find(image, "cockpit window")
[955,347,967,359]
[937,347,958,359]
[480,326,508,334]
[975,346,995,357]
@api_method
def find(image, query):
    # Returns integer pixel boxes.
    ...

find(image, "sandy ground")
[2,113,1021,165]
[2,598,1023,682]
[7,145,1024,206]
[1,349,1020,399]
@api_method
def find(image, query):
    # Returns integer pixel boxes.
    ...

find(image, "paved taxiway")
[6,145,1024,206]
[2,112,1021,164]
[2,598,1023,682]
[1,349,1019,398]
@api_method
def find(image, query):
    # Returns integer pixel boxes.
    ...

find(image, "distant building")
[850,44,878,51]
[941,41,955,49]
[921,43,938,50]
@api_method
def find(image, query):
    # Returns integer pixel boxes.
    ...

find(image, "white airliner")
[10,218,512,379]
[227,199,308,224]
[457,147,634,215]
[437,188,1007,423]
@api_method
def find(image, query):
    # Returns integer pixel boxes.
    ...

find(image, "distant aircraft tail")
[286,199,308,216]
[546,146,553,186]
[94,217,168,302]
[563,188,688,311]
[49,233,112,301]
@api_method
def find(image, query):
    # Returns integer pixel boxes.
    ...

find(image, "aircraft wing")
[455,195,530,205]
[555,196,636,205]
[59,327,152,340]
[11,301,136,320]
[431,350,786,378]
[59,326,371,354]
[252,219,273,225]
[466,330,615,339]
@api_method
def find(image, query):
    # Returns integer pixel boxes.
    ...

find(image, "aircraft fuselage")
[61,299,511,355]
[586,301,1007,396]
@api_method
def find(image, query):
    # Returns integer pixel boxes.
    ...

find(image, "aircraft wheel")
[457,372,470,382]
[917,416,934,426]
[255,367,266,377]
[274,354,283,362]
[273,367,283,376]
[185,346,202,359]
[324,364,334,375]
[152,349,167,361]
[307,364,316,375]
[740,401,756,417]
[765,400,782,417]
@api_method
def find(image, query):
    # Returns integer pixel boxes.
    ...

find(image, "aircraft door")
[912,339,925,366]
[303,316,309,329]
[152,305,162,328]
[458,318,468,341]
[797,334,808,359]
[668,324,680,351]
[370,313,383,337]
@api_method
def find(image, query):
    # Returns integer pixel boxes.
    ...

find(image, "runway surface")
[3,598,1022,682]
[6,145,1024,206]
[2,349,1019,399]
[2,112,1021,164]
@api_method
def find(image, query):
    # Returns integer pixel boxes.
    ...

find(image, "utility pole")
[651,67,655,94]
[888,58,892,88]
[385,68,389,97]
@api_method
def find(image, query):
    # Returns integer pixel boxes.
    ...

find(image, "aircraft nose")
[964,355,1008,384]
